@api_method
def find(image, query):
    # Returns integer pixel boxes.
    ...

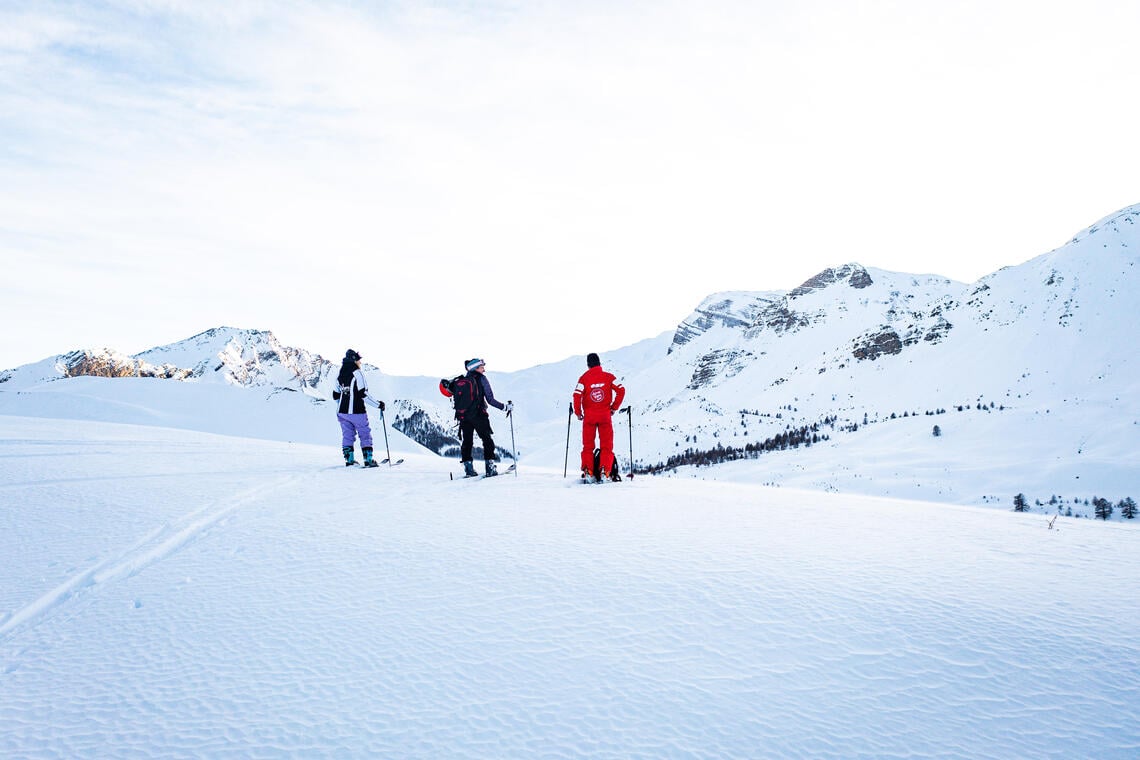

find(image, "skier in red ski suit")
[573,352,626,481]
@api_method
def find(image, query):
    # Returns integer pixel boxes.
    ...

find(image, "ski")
[578,470,625,484]
[452,463,515,480]
[358,458,402,469]
[479,463,516,480]
[331,458,401,470]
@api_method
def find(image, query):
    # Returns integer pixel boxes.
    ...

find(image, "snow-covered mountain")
[0,327,336,395]
[639,204,1137,452]
[2,204,1137,513]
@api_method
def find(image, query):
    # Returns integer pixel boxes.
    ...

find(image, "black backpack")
[439,374,482,420]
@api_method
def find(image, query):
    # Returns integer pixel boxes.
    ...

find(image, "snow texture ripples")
[1,417,1138,758]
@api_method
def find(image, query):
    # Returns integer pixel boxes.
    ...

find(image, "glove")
[576,414,584,421]
[505,400,514,414]
[379,400,386,412]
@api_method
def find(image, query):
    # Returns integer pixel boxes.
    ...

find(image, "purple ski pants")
[338,413,373,448]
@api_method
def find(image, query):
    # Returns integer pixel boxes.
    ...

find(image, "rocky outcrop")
[922,317,953,344]
[688,349,755,390]
[851,329,903,361]
[60,350,194,380]
[750,302,814,336]
[788,264,873,299]
[671,293,777,352]
[851,312,954,361]
[740,266,874,340]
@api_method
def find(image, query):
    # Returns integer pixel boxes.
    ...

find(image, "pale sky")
[2,0,1137,376]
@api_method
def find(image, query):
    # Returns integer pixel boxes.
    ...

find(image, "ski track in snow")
[1,417,1139,758]
[0,474,303,639]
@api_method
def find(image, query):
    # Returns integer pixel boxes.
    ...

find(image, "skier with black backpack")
[439,357,512,478]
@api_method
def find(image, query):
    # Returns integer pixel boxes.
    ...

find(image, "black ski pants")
[460,412,496,462]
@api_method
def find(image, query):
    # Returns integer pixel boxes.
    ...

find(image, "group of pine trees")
[642,422,831,474]
[1013,493,1136,520]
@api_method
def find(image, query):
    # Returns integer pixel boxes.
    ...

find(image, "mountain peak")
[788,264,873,299]
[1067,203,1140,246]
[133,327,333,394]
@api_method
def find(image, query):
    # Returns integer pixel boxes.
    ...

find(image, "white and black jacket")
[334,369,382,415]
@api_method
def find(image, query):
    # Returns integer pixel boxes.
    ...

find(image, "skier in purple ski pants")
[333,349,386,466]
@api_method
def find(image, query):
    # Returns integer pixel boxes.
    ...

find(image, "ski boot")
[462,460,479,478]
[609,468,622,482]
[343,446,356,466]
[484,460,499,478]
[362,446,379,468]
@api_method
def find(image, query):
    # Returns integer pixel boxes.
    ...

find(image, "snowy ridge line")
[0,474,303,640]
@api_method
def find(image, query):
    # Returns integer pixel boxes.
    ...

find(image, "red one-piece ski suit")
[573,364,626,475]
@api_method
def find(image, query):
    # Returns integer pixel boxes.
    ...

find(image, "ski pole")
[563,402,572,478]
[621,406,634,480]
[380,408,393,466]
[507,401,518,476]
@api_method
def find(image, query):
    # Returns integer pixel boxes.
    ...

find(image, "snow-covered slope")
[1,417,1137,757]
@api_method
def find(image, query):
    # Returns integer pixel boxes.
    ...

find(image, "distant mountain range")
[3,204,1137,513]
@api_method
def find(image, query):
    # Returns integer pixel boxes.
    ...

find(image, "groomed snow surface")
[2,417,1138,758]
